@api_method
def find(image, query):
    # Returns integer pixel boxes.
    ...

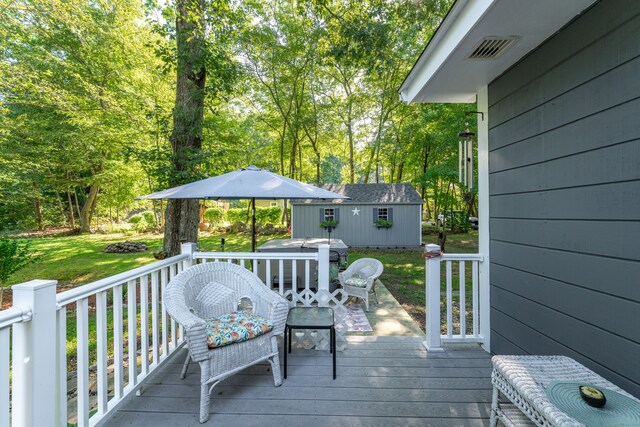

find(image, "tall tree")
[162,0,240,255]
[163,0,207,255]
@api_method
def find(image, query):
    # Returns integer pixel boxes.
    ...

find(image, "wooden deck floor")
[103,336,493,427]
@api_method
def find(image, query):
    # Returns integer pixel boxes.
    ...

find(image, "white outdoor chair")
[338,258,384,311]
[163,262,289,423]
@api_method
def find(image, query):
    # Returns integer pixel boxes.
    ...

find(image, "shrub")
[0,239,39,305]
[128,211,157,232]
[141,211,156,225]
[226,208,249,224]
[128,213,144,224]
[204,208,225,225]
[255,207,281,225]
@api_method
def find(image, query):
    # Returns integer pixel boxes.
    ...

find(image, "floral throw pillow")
[205,311,273,349]
[345,277,368,288]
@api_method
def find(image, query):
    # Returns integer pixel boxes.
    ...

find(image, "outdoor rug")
[343,303,373,332]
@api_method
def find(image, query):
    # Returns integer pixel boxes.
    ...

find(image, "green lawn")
[7,229,479,338]
[7,231,290,290]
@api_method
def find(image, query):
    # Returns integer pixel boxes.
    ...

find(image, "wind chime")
[458,111,484,189]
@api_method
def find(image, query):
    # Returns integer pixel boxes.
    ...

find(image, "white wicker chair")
[337,258,384,311]
[163,262,289,423]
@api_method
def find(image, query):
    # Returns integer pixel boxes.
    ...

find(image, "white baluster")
[266,260,271,288]
[278,259,284,294]
[161,268,168,358]
[56,307,67,427]
[1,326,9,427]
[151,271,160,366]
[472,261,479,338]
[291,260,297,295]
[96,291,108,415]
[140,274,149,375]
[459,261,466,338]
[446,261,452,338]
[76,298,89,427]
[127,279,138,388]
[169,264,177,351]
[113,285,124,399]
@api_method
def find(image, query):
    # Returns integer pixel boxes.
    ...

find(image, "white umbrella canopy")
[137,166,349,251]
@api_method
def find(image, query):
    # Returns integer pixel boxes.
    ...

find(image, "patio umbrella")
[137,165,348,251]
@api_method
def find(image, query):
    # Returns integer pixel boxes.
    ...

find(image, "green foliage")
[255,207,281,225]
[226,208,249,224]
[141,211,156,225]
[441,210,470,233]
[0,239,39,304]
[375,219,393,228]
[127,211,156,232]
[320,219,338,228]
[204,208,225,225]
[128,214,144,225]
[0,0,470,234]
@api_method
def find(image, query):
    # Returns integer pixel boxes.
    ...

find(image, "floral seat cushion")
[205,311,273,349]
[345,277,368,288]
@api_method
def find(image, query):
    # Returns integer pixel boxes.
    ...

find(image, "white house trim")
[477,85,490,352]
[399,0,597,103]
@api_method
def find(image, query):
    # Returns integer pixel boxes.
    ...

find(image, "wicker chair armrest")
[183,323,209,362]
[364,277,375,291]
[251,289,288,335]
[166,308,209,362]
[337,270,353,285]
[268,299,289,336]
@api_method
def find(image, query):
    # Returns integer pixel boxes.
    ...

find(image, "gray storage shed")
[291,183,422,248]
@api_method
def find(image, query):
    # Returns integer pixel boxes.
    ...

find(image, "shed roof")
[291,183,423,205]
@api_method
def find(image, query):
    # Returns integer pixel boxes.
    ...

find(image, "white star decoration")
[352,208,360,216]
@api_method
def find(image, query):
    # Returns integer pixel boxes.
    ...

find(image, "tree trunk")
[67,191,76,228]
[74,190,81,220]
[163,0,206,256]
[34,197,44,231]
[347,104,355,183]
[164,199,199,255]
[79,184,99,233]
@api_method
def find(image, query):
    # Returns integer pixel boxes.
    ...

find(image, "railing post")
[11,280,58,426]
[317,244,330,307]
[424,245,444,352]
[181,242,197,269]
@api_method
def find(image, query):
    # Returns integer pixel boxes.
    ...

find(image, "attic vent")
[467,36,518,60]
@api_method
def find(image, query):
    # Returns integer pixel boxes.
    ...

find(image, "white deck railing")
[424,244,487,351]
[192,247,331,305]
[1,306,32,427]
[56,253,191,427]
[0,242,341,426]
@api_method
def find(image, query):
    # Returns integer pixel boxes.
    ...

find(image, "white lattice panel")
[284,288,349,351]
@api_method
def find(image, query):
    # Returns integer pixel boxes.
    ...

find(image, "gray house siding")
[487,0,640,397]
[292,204,421,248]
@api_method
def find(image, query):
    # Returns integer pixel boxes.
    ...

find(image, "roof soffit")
[399,0,598,104]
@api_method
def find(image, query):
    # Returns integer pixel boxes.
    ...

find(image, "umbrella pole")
[251,197,256,252]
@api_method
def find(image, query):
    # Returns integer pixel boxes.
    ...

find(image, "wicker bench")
[491,355,638,427]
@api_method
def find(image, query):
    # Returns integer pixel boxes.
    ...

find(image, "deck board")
[103,336,492,426]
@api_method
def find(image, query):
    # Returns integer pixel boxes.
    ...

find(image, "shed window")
[324,208,335,221]
[319,207,340,223]
[373,207,393,223]
[270,201,278,207]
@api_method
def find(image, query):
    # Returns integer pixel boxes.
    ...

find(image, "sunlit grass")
[8,231,290,289]
[7,229,478,342]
